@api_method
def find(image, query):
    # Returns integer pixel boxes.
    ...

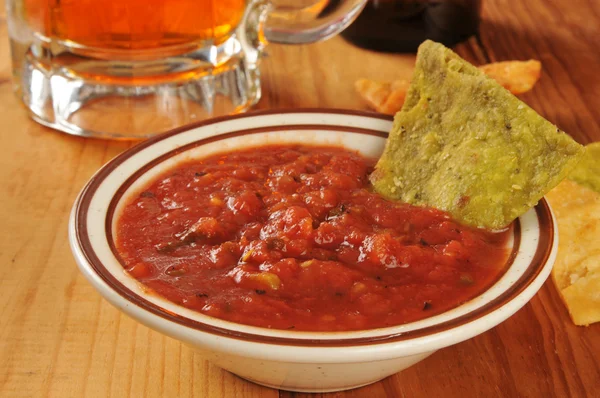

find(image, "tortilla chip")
[545,179,600,326]
[356,60,542,115]
[381,80,410,115]
[355,79,410,115]
[370,40,584,229]
[479,60,541,95]
[568,142,600,192]
[354,79,391,114]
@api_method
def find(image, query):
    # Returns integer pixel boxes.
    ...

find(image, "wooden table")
[1,1,599,397]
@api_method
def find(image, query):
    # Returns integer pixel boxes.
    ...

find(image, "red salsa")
[116,145,510,331]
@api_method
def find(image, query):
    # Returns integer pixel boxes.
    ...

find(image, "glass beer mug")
[7,0,367,139]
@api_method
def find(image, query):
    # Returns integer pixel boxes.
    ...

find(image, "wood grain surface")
[1,0,599,397]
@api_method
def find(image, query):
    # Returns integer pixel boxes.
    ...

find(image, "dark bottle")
[341,0,481,52]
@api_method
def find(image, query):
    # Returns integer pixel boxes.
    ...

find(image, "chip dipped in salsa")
[115,145,511,332]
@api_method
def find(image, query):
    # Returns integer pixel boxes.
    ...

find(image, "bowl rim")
[70,109,556,352]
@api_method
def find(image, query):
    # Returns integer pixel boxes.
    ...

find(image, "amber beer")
[24,0,246,51]
[10,0,367,139]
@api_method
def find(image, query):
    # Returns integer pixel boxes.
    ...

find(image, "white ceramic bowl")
[69,110,557,393]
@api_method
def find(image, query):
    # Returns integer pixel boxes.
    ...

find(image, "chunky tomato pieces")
[116,145,510,331]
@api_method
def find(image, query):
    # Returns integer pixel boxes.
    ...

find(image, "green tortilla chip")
[569,143,600,193]
[371,40,584,229]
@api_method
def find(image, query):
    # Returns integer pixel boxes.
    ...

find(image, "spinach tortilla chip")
[568,142,600,193]
[370,40,584,229]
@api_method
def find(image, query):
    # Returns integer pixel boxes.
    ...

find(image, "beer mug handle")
[241,0,367,58]
[264,0,367,44]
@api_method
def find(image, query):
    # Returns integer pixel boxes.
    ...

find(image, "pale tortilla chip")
[357,60,542,115]
[370,40,584,229]
[545,179,600,326]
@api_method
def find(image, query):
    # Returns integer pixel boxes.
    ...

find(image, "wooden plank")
[257,36,489,114]
[1,0,599,396]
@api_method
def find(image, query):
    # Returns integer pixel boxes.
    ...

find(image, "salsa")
[116,145,511,331]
